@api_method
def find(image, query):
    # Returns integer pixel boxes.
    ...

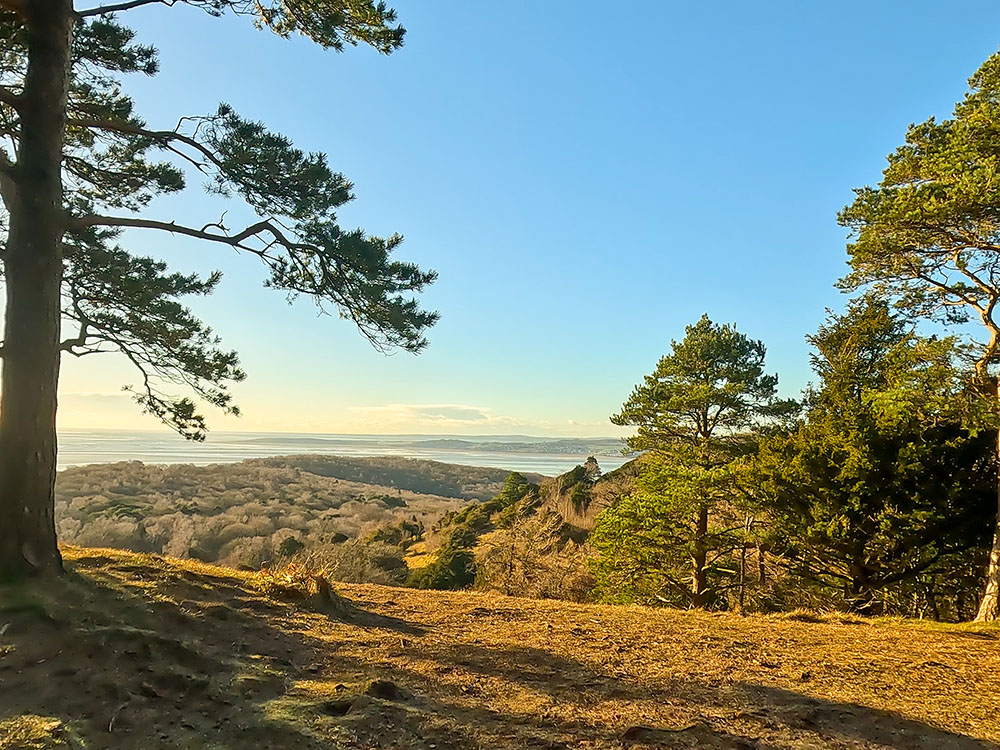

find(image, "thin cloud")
[349,403,550,430]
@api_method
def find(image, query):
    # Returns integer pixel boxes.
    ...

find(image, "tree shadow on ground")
[737,684,998,750]
[0,551,996,750]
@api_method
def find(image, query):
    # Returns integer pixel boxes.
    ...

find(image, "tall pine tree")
[0,1,437,578]
[840,50,1000,619]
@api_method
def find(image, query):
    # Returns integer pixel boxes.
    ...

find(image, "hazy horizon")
[55,428,633,475]
[57,426,625,440]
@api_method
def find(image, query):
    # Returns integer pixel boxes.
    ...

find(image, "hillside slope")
[53,456,541,571]
[1,547,998,749]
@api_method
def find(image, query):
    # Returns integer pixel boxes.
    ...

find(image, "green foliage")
[751,300,995,616]
[407,546,476,590]
[409,472,539,590]
[590,490,691,606]
[611,314,797,454]
[0,4,434,440]
[247,0,406,53]
[838,49,1000,383]
[595,316,790,608]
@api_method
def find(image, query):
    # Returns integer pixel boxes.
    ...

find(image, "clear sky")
[58,0,1000,437]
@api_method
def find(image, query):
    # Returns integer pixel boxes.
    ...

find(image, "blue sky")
[59,0,1000,436]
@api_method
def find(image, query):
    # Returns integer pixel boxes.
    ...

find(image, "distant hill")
[1,546,996,749]
[246,454,545,500]
[412,438,628,456]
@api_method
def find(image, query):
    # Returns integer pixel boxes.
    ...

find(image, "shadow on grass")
[738,684,998,750]
[0,552,996,750]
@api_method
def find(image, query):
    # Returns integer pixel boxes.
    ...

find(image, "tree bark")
[975,387,1000,621]
[0,0,73,578]
[690,506,709,608]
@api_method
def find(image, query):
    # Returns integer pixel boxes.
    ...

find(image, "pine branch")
[76,0,177,17]
[59,324,91,353]
[68,117,224,172]
[73,214,303,256]
[74,211,436,353]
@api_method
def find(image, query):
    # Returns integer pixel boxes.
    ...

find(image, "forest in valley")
[53,457,534,582]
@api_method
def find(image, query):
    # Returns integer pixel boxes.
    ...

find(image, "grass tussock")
[0,715,81,750]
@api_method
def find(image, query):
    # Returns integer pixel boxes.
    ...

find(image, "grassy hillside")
[1,546,998,749]
[409,460,639,597]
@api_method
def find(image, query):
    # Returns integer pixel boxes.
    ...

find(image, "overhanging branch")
[68,117,224,173]
[73,214,300,255]
[76,0,176,17]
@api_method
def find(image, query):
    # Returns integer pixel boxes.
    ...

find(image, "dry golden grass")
[402,540,435,570]
[0,545,998,749]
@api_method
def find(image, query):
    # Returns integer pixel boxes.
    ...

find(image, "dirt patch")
[0,546,998,749]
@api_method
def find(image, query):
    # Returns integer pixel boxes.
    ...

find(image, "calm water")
[57,429,631,477]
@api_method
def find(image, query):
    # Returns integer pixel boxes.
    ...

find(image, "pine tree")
[839,50,1000,619]
[752,299,995,614]
[595,315,793,607]
[0,1,436,578]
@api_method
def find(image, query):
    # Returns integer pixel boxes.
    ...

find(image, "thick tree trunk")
[0,0,73,579]
[975,391,1000,621]
[690,506,709,608]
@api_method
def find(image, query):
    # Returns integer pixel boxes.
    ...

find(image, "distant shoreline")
[56,429,634,476]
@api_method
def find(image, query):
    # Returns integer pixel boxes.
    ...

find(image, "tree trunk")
[0,0,73,579]
[690,506,709,608]
[848,561,880,615]
[975,394,1000,621]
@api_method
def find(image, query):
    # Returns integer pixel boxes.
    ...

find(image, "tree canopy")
[751,299,994,614]
[594,315,793,608]
[839,49,1000,620]
[0,4,436,439]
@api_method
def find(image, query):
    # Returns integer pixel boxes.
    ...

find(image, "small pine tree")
[594,315,794,608]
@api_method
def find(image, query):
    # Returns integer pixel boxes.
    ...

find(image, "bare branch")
[60,321,90,353]
[68,117,224,172]
[73,214,292,253]
[76,0,175,17]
